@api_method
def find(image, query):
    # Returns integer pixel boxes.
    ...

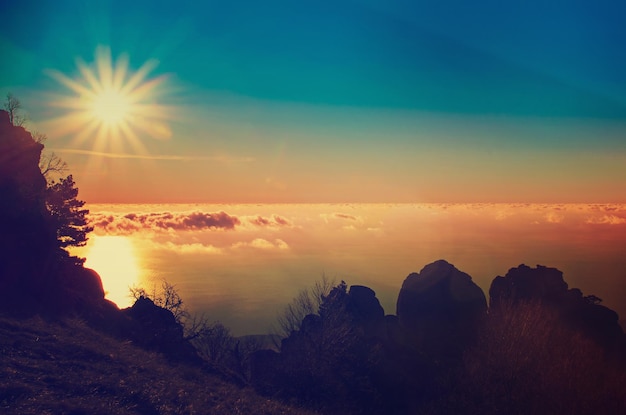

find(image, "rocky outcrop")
[489,264,568,308]
[396,259,487,355]
[0,110,47,204]
[344,285,386,339]
[0,110,55,311]
[490,264,625,350]
[348,285,384,322]
[122,297,201,364]
[0,109,110,317]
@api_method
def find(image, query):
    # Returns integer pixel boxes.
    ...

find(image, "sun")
[90,88,132,126]
[45,46,174,155]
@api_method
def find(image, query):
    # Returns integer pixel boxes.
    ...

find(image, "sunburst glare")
[44,46,175,155]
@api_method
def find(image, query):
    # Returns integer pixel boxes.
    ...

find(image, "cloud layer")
[91,211,241,234]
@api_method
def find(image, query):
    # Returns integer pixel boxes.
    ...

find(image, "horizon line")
[83,201,626,205]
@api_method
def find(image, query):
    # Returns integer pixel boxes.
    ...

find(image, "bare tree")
[274,274,335,340]
[31,132,69,181]
[129,280,211,340]
[40,153,69,181]
[130,280,189,324]
[3,93,26,126]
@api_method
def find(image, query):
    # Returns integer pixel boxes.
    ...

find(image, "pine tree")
[46,175,93,249]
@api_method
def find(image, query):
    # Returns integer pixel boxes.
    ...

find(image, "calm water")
[78,203,626,335]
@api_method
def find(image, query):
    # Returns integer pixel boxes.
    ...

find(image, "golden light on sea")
[84,235,142,308]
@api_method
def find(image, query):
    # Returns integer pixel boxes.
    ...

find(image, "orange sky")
[47,117,626,205]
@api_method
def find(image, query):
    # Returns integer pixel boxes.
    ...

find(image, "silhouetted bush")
[252,281,397,414]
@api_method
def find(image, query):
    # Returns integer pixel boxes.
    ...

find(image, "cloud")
[150,241,224,254]
[585,215,626,225]
[90,211,240,234]
[494,208,515,221]
[274,215,290,226]
[53,148,254,163]
[232,238,289,250]
[544,212,565,224]
[247,215,292,227]
[334,213,358,221]
[320,213,363,223]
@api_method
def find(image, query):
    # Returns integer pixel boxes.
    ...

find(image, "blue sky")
[2,0,626,202]
[4,0,626,116]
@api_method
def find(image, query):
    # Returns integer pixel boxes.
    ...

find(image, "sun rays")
[44,46,174,156]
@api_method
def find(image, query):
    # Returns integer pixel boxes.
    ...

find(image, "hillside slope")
[0,315,314,415]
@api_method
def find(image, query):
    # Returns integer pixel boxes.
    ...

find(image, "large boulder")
[347,285,385,337]
[58,264,106,311]
[396,260,487,355]
[348,285,384,321]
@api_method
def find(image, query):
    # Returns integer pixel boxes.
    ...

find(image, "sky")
[2,0,626,203]
[2,2,626,334]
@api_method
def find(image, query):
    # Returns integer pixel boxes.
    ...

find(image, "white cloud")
[585,215,626,225]
[149,241,224,254]
[232,238,290,250]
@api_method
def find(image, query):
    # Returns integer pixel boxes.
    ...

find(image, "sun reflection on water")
[84,235,142,308]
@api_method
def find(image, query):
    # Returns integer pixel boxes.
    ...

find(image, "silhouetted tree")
[3,93,26,126]
[261,280,393,413]
[40,152,68,182]
[46,175,93,250]
[33,132,68,182]
[274,274,334,340]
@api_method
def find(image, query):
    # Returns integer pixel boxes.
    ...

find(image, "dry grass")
[423,301,626,415]
[0,314,316,415]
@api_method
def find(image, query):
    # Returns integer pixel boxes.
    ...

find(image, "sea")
[74,203,626,336]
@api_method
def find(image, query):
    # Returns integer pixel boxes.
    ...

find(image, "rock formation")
[489,264,568,307]
[0,109,109,315]
[490,264,625,350]
[121,297,201,363]
[396,259,487,355]
[0,110,55,311]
